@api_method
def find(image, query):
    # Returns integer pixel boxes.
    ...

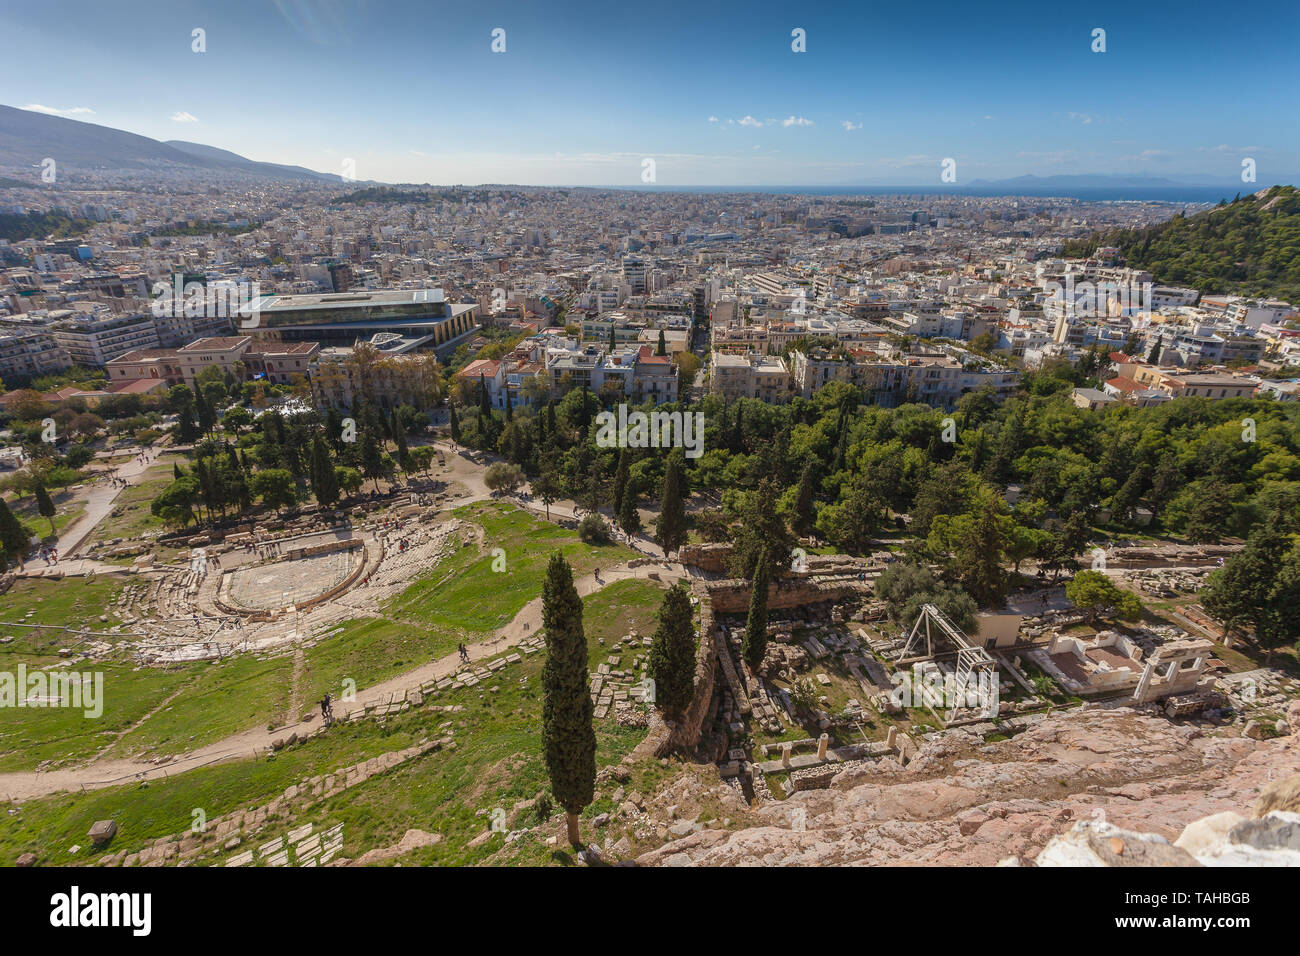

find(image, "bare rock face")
[1253,774,1300,817]
[1036,822,1198,867]
[635,708,1299,867]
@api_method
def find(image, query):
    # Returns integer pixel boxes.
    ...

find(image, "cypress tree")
[311,436,339,508]
[34,482,55,536]
[479,373,492,418]
[393,421,412,474]
[505,386,513,422]
[743,549,771,670]
[655,449,687,557]
[612,449,630,516]
[656,329,667,356]
[646,583,696,720]
[540,553,596,848]
[361,430,385,492]
[618,483,641,536]
[0,499,30,564]
[793,460,815,533]
[449,403,462,444]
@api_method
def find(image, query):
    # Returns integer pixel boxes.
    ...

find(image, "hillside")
[163,140,332,182]
[1062,185,1300,303]
[0,104,331,182]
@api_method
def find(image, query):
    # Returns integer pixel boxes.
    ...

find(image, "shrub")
[578,513,611,544]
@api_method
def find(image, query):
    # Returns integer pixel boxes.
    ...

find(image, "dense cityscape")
[0,0,1298,927]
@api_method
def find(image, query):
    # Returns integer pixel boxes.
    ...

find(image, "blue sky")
[4,0,1298,186]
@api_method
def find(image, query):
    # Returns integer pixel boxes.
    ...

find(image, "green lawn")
[101,653,295,761]
[301,501,639,706]
[0,577,672,866]
[0,576,126,638]
[8,489,84,541]
[386,501,639,632]
[0,663,194,773]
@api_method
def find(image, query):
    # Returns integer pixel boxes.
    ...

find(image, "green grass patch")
[103,654,295,760]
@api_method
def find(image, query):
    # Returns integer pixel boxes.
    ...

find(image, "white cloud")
[707,115,719,123]
[22,104,94,116]
[841,120,862,131]
[738,115,763,127]
[170,111,199,123]
[1066,112,1094,125]
[781,116,814,127]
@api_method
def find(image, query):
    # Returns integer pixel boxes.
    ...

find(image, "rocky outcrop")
[635,706,1300,866]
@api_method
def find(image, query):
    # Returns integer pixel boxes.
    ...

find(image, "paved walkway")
[41,447,166,561]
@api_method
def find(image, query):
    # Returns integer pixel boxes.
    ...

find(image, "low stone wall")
[707,575,869,614]
[677,542,732,574]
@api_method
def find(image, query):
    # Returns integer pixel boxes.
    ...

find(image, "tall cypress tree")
[194,385,215,436]
[656,329,667,356]
[361,430,385,492]
[392,420,412,474]
[793,460,816,533]
[618,483,641,536]
[311,436,339,509]
[647,583,696,720]
[743,549,771,670]
[0,499,30,564]
[612,449,630,516]
[34,482,56,536]
[449,403,462,444]
[540,553,595,848]
[655,449,686,557]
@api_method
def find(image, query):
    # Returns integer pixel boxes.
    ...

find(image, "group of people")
[38,546,58,566]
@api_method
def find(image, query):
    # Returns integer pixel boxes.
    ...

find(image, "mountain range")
[0,104,333,182]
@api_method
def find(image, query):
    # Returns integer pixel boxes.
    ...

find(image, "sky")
[3,0,1298,187]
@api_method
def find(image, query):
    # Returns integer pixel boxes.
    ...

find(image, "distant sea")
[625,184,1252,204]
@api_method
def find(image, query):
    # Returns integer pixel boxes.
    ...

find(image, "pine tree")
[311,436,339,509]
[646,583,696,720]
[655,449,687,557]
[743,550,771,670]
[540,553,596,848]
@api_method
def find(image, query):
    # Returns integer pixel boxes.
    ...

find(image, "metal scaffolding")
[898,603,999,721]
